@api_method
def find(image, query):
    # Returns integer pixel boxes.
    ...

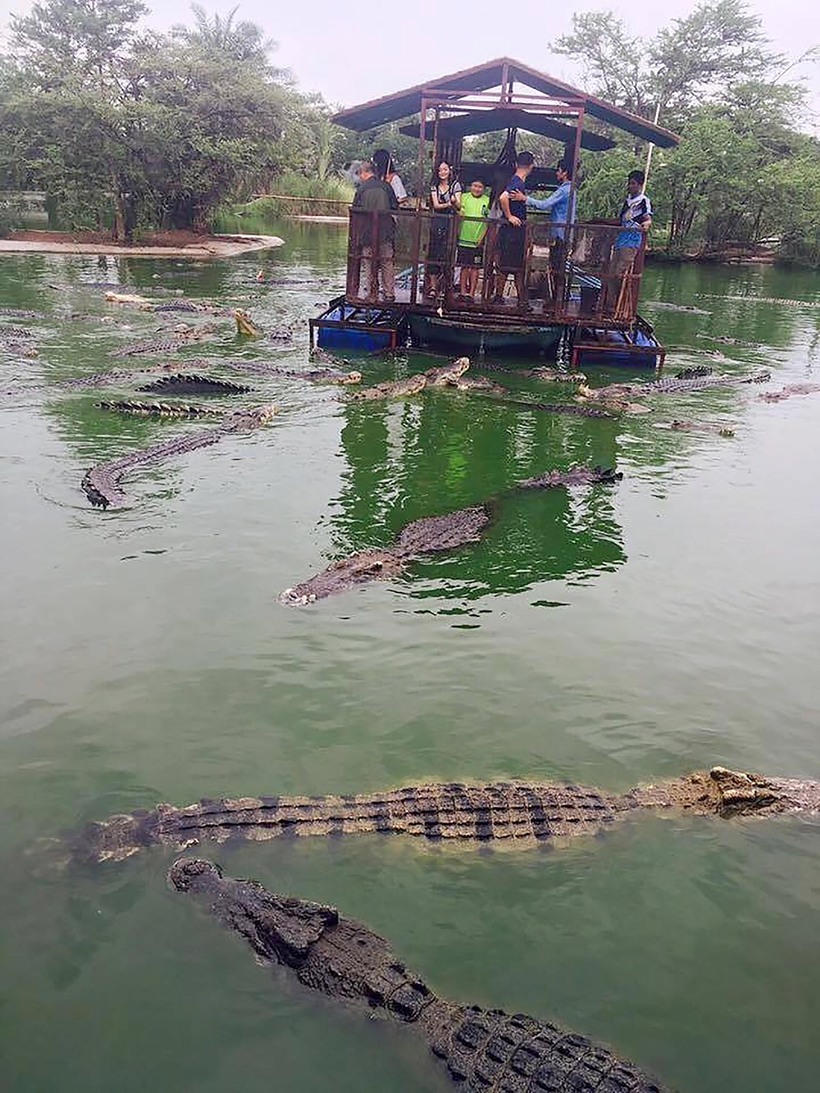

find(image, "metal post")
[563,104,585,317]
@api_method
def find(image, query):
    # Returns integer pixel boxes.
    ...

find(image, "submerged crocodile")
[97,400,227,418]
[137,374,252,396]
[280,504,490,605]
[517,466,622,489]
[280,465,620,604]
[79,767,820,864]
[112,325,220,358]
[171,858,669,1093]
[758,383,820,403]
[656,421,736,437]
[348,358,471,401]
[0,307,44,319]
[81,402,277,508]
[219,361,363,385]
[489,396,616,419]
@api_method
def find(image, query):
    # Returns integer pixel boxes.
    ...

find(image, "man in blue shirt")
[525,159,575,240]
[526,159,576,301]
[493,151,534,306]
[605,169,652,314]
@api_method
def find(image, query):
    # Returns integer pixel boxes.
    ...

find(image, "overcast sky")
[1,0,817,128]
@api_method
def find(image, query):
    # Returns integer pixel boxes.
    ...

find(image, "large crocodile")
[280,466,620,604]
[78,766,820,865]
[81,402,277,508]
[280,504,491,605]
[170,857,669,1093]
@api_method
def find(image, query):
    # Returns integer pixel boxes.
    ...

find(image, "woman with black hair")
[426,162,462,300]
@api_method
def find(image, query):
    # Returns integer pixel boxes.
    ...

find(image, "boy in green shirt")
[457,180,490,300]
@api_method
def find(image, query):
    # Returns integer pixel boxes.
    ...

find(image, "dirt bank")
[0,229,284,258]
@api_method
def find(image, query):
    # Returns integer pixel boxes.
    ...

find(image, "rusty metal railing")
[345,208,647,326]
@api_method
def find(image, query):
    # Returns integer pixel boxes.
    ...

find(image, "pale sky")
[1,0,818,127]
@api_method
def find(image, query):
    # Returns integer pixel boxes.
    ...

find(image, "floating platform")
[408,312,562,355]
[312,295,663,368]
[309,297,407,352]
[572,319,666,370]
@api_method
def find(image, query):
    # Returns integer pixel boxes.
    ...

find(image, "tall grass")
[239,173,354,217]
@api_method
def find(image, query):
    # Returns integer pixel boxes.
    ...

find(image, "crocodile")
[137,374,252,396]
[578,370,771,404]
[280,504,490,605]
[449,375,509,396]
[97,400,227,418]
[468,362,587,384]
[348,373,429,401]
[81,402,277,508]
[170,857,669,1093]
[657,421,736,437]
[145,300,227,315]
[517,466,623,489]
[234,309,263,337]
[489,396,616,419]
[758,383,820,403]
[695,334,760,348]
[78,767,820,864]
[0,325,36,340]
[0,340,39,359]
[220,361,363,385]
[347,359,471,401]
[111,325,220,358]
[0,307,44,319]
[280,465,619,605]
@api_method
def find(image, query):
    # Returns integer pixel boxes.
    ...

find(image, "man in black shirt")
[494,151,535,306]
[351,161,399,302]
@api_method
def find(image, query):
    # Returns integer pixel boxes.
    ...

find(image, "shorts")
[498,225,526,271]
[457,244,484,266]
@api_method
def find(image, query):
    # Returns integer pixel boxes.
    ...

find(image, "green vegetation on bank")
[0,0,818,263]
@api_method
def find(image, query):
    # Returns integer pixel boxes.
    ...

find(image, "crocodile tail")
[426,1004,668,1091]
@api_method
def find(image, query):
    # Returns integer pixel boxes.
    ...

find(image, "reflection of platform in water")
[328,376,626,602]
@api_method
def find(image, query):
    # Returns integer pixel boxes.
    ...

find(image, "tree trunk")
[110,169,126,242]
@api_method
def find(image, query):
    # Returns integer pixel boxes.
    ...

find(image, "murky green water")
[2,225,819,1092]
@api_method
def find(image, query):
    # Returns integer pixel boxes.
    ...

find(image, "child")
[457,180,490,301]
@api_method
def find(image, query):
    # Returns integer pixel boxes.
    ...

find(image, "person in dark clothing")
[494,151,534,306]
[351,160,399,302]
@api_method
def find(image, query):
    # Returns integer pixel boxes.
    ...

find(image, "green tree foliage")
[559,1,820,263]
[0,0,329,234]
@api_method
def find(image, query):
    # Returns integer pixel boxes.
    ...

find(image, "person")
[372,149,411,208]
[350,160,399,303]
[457,179,490,300]
[605,169,652,313]
[426,162,462,299]
[493,151,534,305]
[525,159,576,301]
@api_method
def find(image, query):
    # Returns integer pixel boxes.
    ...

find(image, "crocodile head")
[234,309,262,337]
[169,858,339,967]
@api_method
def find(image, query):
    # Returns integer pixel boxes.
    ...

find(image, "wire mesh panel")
[344,208,647,326]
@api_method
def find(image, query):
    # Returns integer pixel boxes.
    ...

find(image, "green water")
[1,225,819,1092]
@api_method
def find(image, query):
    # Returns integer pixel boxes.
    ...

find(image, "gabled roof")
[331,57,680,148]
[399,108,616,152]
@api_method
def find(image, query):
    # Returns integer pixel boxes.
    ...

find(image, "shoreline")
[0,231,284,258]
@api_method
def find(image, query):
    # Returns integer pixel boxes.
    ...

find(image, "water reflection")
[332,384,627,599]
